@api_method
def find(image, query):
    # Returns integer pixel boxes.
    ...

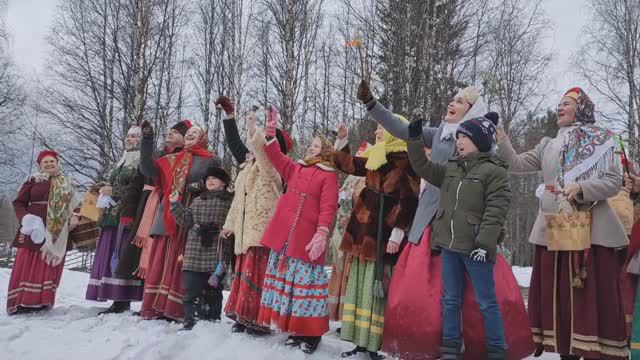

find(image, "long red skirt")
[224,246,270,331]
[140,235,186,320]
[7,248,65,315]
[529,245,628,359]
[382,226,534,360]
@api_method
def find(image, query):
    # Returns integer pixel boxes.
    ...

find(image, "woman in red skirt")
[215,97,292,334]
[497,87,629,359]
[7,149,79,315]
[138,120,221,321]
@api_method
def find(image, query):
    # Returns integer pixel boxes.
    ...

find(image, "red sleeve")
[13,179,33,223]
[317,172,340,229]
[333,144,368,176]
[264,138,297,182]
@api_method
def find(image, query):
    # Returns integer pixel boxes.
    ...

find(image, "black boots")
[231,322,246,333]
[300,336,321,354]
[341,346,383,359]
[341,346,366,357]
[179,320,195,331]
[98,301,131,315]
[285,335,304,347]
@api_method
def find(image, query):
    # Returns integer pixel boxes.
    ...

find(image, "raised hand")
[246,109,258,137]
[141,120,154,138]
[336,123,348,140]
[215,96,235,116]
[265,106,279,137]
[357,79,374,104]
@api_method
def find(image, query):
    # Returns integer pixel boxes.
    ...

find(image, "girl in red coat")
[7,150,79,315]
[256,107,339,354]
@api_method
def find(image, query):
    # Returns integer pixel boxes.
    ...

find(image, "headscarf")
[563,87,595,124]
[157,125,213,237]
[115,126,141,169]
[303,135,335,169]
[557,87,615,187]
[359,115,408,170]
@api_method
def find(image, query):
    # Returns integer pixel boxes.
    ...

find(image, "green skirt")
[340,257,391,352]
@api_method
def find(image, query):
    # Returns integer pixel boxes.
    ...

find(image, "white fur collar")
[31,172,52,183]
[115,149,141,169]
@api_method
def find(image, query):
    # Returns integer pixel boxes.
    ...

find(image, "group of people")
[6,80,640,360]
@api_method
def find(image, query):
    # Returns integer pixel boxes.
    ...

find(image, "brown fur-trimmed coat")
[333,144,420,263]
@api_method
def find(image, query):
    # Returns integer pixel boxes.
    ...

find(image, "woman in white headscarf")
[86,126,145,314]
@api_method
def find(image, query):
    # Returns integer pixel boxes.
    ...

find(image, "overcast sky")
[5,0,588,99]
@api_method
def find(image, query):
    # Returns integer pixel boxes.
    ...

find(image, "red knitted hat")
[37,149,59,164]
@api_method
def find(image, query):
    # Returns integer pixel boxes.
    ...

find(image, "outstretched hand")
[215,96,234,116]
[336,123,348,140]
[265,106,279,137]
[357,79,374,104]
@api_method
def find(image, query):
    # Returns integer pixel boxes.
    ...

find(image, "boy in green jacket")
[407,114,510,360]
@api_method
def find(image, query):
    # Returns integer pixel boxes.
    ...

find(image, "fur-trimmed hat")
[171,119,193,137]
[455,86,480,106]
[203,166,231,187]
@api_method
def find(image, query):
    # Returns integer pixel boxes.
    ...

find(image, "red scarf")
[156,144,213,237]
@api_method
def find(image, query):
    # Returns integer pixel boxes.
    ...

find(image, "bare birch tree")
[574,0,640,158]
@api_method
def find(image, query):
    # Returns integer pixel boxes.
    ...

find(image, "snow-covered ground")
[0,267,557,360]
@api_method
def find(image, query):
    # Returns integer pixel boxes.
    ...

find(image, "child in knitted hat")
[406,114,511,360]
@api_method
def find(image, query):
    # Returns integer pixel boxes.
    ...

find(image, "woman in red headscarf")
[7,150,80,315]
[138,122,221,321]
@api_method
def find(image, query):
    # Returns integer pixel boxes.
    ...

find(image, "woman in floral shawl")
[7,150,80,315]
[496,87,628,359]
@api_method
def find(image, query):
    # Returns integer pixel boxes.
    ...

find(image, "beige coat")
[223,129,283,254]
[498,134,627,248]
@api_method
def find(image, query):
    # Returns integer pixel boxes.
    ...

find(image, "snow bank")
[0,267,556,359]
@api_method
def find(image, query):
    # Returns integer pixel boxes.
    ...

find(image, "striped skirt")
[257,250,329,336]
[7,247,65,315]
[340,257,390,352]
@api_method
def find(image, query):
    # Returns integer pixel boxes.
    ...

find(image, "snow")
[512,266,533,288]
[0,267,558,360]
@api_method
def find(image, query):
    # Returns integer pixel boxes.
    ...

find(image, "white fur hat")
[456,86,480,106]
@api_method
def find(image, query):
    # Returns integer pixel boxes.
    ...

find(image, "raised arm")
[249,128,283,191]
[358,80,436,146]
[217,96,250,164]
[264,137,297,183]
[495,121,548,174]
[332,125,368,176]
[140,121,159,178]
[407,137,446,188]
